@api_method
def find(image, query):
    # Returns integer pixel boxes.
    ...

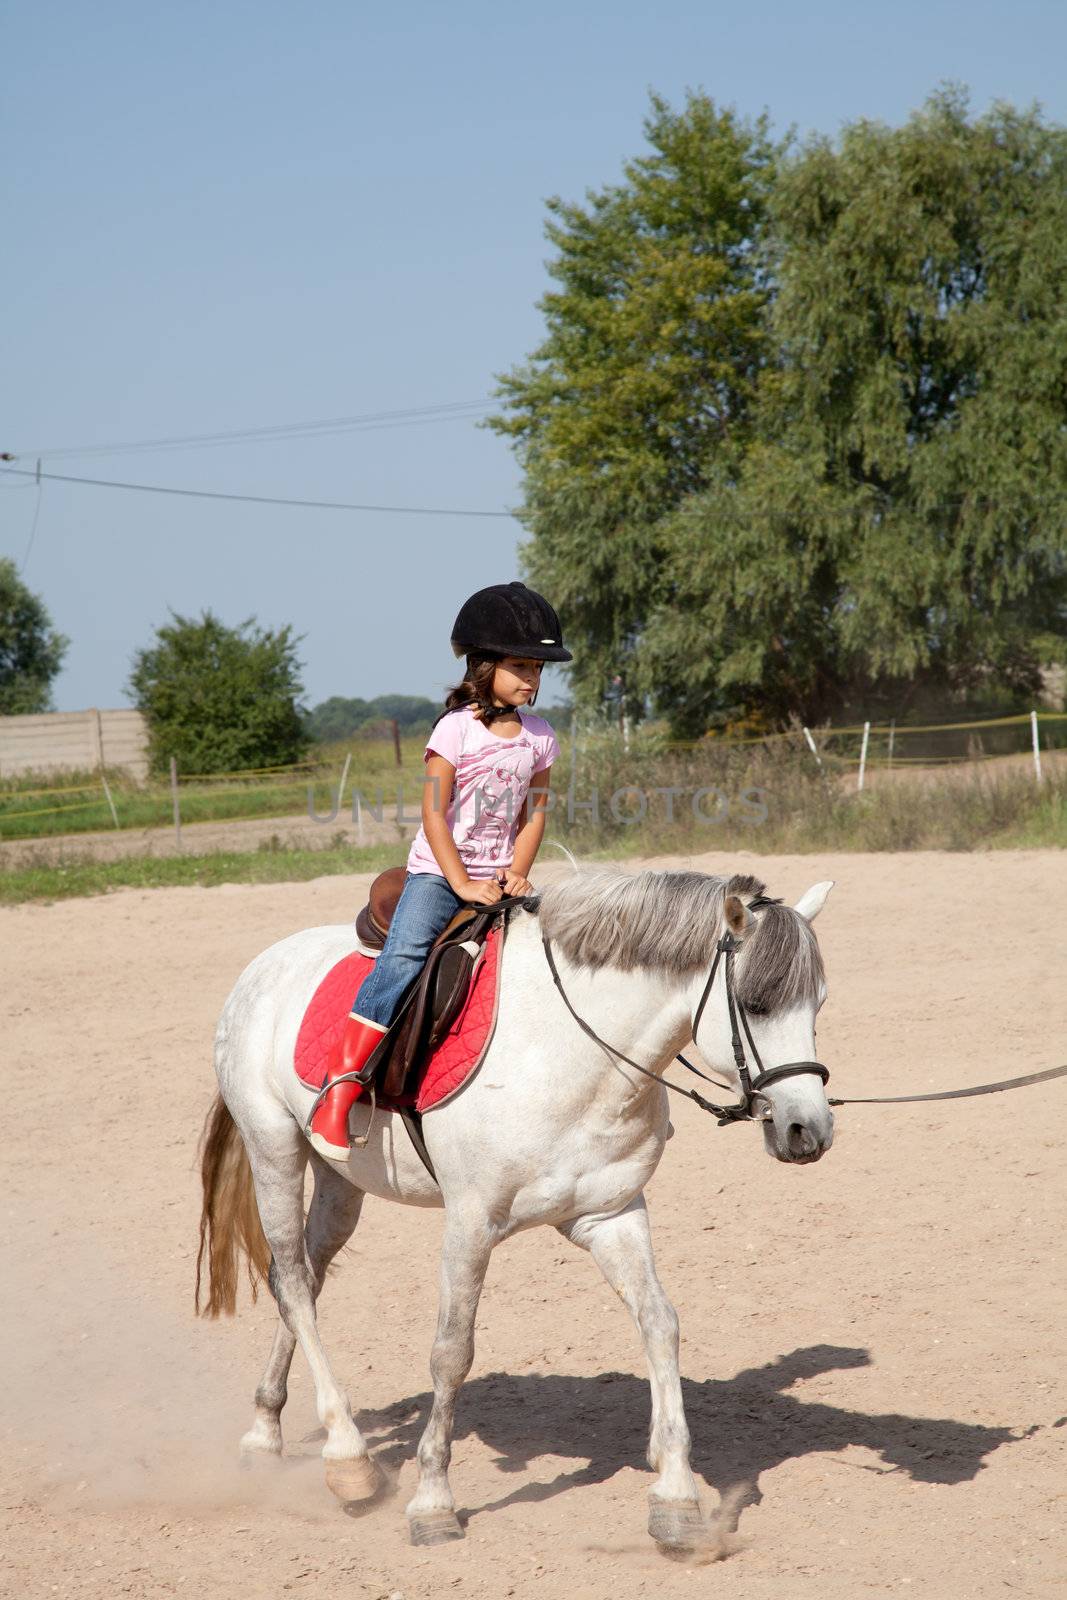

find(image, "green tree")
[365,694,440,728]
[304,693,439,742]
[0,558,69,714]
[488,92,782,713]
[129,611,307,774]
[642,89,1067,729]
[304,695,372,742]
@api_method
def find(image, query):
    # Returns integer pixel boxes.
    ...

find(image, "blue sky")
[3,0,1065,713]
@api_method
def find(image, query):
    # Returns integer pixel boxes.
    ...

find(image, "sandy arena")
[2,849,1065,1598]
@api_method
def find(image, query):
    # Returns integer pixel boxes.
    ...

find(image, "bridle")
[542,927,830,1128]
[542,919,1067,1122]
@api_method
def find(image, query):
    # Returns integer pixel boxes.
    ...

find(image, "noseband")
[542,927,830,1128]
[687,931,830,1121]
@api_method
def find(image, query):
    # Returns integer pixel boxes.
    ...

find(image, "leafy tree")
[128,610,306,773]
[488,93,783,714]
[0,558,69,714]
[641,90,1067,729]
[366,694,441,728]
[304,694,441,742]
[304,696,372,742]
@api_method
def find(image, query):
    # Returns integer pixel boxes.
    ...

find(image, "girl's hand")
[457,876,503,906]
[499,869,532,897]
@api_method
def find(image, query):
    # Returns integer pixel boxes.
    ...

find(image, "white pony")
[197,867,835,1554]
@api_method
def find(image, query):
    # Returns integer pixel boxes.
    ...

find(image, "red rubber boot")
[308,1013,389,1160]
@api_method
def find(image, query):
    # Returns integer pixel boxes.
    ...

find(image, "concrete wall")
[0,709,150,780]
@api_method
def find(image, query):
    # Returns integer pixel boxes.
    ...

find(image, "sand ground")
[1,849,1065,1599]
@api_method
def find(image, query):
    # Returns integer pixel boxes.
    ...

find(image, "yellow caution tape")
[0,796,119,821]
[0,778,113,800]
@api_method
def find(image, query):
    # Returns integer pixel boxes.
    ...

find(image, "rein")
[541,927,1067,1126]
[542,929,828,1127]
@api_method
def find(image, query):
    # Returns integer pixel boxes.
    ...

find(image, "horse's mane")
[532,867,824,1012]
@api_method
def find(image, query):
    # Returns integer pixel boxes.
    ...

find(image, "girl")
[309,580,571,1160]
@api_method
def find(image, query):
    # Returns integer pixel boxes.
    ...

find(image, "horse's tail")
[195,1094,272,1318]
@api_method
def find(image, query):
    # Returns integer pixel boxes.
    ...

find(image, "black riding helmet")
[450,581,573,663]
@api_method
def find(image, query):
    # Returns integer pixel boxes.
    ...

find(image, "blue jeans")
[353,871,465,1027]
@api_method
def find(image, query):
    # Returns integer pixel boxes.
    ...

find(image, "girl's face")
[492,656,543,707]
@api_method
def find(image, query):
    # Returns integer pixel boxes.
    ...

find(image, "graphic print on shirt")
[453,737,535,865]
[406,708,560,880]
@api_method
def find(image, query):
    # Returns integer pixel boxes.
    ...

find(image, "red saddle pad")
[293,927,503,1113]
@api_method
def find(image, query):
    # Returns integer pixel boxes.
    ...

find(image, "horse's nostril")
[788,1123,817,1157]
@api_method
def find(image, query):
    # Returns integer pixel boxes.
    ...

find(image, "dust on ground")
[2,849,1064,1599]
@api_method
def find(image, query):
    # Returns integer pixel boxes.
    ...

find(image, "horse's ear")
[724,894,755,939]
[794,880,834,922]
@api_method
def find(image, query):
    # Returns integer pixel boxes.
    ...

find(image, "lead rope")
[545,927,1067,1122]
[827,1064,1067,1106]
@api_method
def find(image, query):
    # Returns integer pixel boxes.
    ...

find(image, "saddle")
[354,867,522,1102]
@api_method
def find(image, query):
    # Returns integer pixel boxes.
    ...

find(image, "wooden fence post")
[1031,710,1042,784]
[90,708,105,770]
[170,756,182,850]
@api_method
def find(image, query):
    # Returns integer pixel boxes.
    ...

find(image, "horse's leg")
[240,1320,295,1462]
[240,1157,366,1464]
[558,1196,705,1554]
[405,1215,494,1546]
[245,1124,380,1503]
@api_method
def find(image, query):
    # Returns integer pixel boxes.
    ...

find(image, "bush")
[128,610,307,774]
[0,558,68,714]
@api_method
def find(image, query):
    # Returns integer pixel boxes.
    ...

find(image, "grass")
[0,839,407,905]
[3,725,1065,903]
[0,735,429,841]
[561,729,1067,854]
[4,766,1064,906]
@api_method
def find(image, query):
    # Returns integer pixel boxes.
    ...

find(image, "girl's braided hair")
[432,652,539,730]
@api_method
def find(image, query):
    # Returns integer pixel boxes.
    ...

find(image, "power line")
[0,464,518,519]
[15,398,493,461]
[9,463,1052,526]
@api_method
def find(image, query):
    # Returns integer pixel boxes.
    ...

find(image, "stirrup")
[349,1084,377,1151]
[304,1076,377,1152]
[304,1063,373,1126]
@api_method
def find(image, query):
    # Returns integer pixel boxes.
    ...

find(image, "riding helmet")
[450,581,573,662]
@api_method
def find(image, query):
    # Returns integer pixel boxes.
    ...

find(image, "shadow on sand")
[354,1344,1029,1538]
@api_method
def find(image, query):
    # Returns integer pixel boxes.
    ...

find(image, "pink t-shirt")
[406,706,560,880]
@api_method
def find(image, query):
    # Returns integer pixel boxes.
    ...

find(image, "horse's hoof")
[648,1498,706,1554]
[325,1454,381,1502]
[408,1509,465,1546]
[239,1428,283,1466]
